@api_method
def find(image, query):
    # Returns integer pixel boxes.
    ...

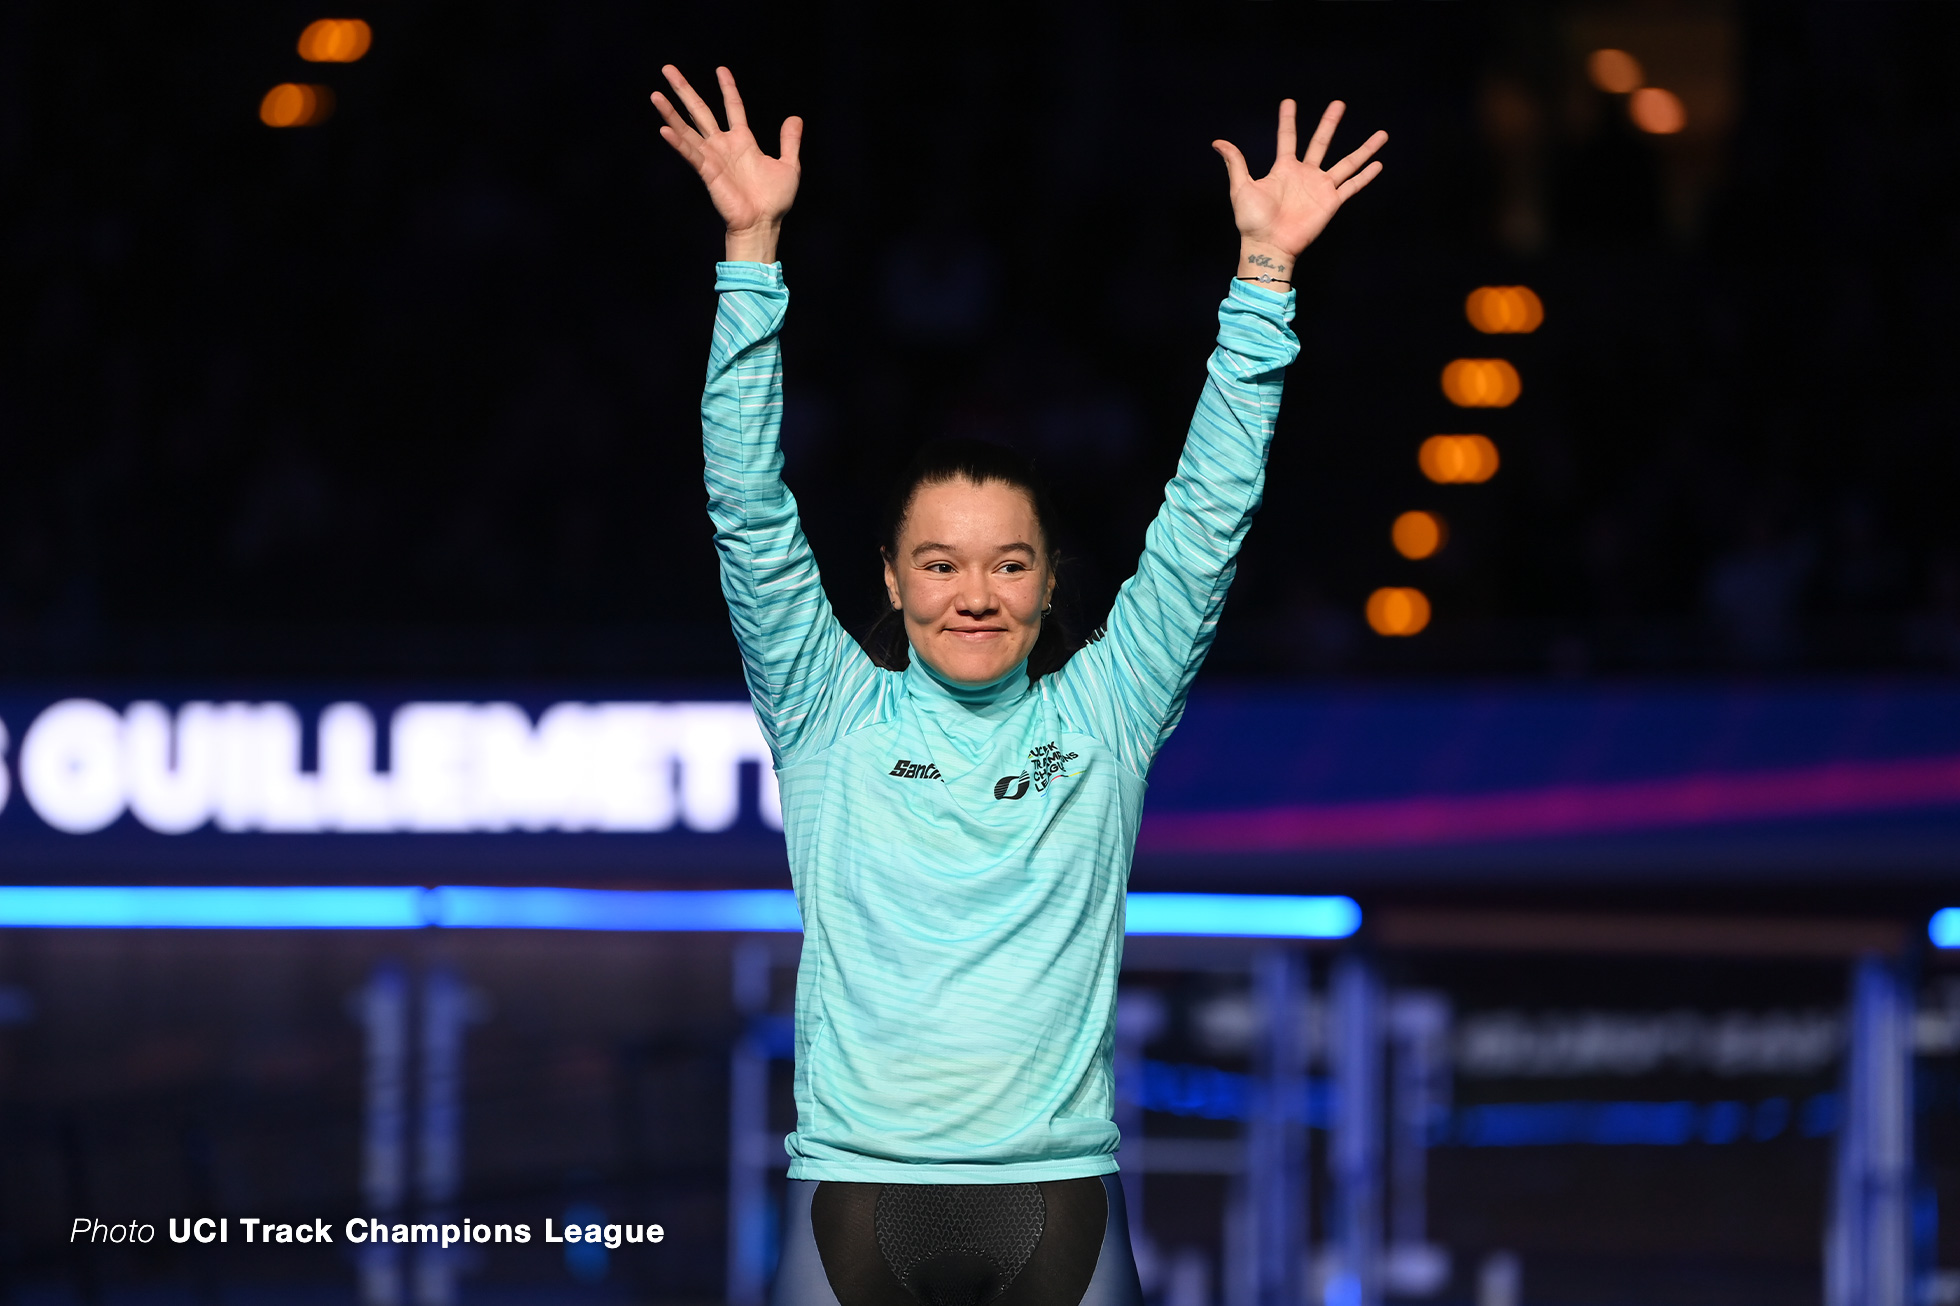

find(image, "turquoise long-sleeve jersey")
[702,261,1298,1183]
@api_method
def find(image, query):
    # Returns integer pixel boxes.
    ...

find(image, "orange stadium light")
[1629,87,1687,135]
[1441,359,1522,407]
[1366,587,1432,637]
[260,83,336,128]
[1466,286,1544,334]
[1587,48,1644,94]
[1419,435,1500,485]
[298,18,372,62]
[1392,511,1447,560]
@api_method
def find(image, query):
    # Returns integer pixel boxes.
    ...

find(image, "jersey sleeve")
[703,261,880,766]
[1047,278,1300,776]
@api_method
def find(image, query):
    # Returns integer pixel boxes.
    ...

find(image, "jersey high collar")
[901,649,1033,724]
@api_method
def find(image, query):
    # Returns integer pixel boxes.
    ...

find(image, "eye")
[923,562,954,574]
[998,561,1027,574]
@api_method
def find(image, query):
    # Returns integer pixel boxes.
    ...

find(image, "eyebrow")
[910,541,1038,560]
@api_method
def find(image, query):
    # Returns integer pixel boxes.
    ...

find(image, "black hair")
[860,437,1080,681]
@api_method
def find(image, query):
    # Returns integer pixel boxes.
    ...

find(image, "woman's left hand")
[1214,100,1386,281]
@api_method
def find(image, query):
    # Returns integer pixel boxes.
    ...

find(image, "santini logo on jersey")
[888,759,942,781]
[993,741,1082,800]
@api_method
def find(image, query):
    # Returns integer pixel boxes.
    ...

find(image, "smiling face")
[883,477,1058,685]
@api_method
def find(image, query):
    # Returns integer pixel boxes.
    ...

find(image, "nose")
[955,576,998,618]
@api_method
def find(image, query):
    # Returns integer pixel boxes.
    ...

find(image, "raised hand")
[651,65,801,262]
[1213,100,1386,283]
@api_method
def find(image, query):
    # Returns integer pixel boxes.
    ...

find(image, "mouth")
[944,627,1008,641]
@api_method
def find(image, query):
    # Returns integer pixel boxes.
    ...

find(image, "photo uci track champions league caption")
[72,1217,664,1251]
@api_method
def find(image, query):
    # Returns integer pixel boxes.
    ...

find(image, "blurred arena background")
[1,1,1958,1304]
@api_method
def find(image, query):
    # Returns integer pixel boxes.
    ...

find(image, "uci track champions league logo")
[0,698,781,836]
[992,740,1080,802]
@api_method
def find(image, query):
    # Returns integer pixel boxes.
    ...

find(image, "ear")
[883,553,902,611]
[1044,567,1058,614]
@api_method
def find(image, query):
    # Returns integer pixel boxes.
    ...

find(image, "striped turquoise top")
[702,260,1298,1182]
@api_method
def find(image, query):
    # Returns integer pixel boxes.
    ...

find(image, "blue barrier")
[1125,892,1360,938]
[0,885,427,929]
[0,886,1359,937]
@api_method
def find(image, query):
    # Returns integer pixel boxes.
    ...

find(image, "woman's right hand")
[651,65,801,263]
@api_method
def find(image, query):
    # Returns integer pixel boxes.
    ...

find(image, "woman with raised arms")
[651,65,1385,1306]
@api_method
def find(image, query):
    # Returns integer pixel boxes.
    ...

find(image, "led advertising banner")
[0,692,786,882]
[5,697,777,835]
[1138,682,1960,883]
[4,684,1960,885]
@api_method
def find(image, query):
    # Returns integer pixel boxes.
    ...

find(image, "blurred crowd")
[2,0,1957,679]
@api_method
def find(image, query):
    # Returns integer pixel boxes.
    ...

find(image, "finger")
[779,115,804,167]
[657,124,705,169]
[649,91,702,143]
[717,66,749,133]
[1276,98,1297,162]
[1303,99,1345,169]
[662,64,722,135]
[1212,139,1252,189]
[1334,159,1383,199]
[1326,129,1388,184]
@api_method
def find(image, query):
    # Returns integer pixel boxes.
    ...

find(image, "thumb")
[779,115,804,166]
[1212,139,1251,189]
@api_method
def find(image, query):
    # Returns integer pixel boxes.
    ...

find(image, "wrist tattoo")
[1244,252,1289,275]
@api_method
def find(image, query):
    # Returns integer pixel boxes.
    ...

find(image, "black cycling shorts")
[770,1173,1143,1306]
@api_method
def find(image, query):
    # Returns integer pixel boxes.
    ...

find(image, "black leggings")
[771,1174,1143,1306]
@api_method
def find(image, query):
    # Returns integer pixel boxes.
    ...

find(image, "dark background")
[6,0,1957,681]
[5,3,1960,1304]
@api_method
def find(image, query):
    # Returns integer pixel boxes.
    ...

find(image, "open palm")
[1214,100,1386,258]
[651,65,801,234]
